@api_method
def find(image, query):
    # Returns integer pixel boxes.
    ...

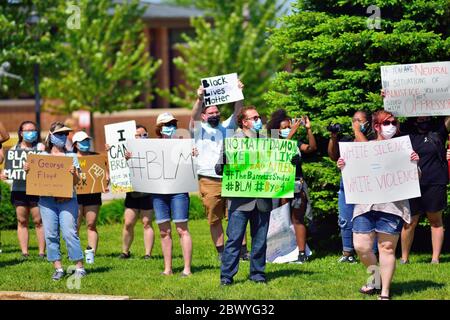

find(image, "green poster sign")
[222,138,297,198]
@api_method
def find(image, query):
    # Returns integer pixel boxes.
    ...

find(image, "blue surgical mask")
[252,118,263,132]
[279,128,291,139]
[50,133,67,148]
[161,125,176,137]
[77,139,91,152]
[23,131,38,143]
[360,121,369,133]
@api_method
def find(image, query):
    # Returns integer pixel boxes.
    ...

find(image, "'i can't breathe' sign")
[339,136,421,204]
[201,73,244,107]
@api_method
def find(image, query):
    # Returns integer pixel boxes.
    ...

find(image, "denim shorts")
[152,193,189,224]
[352,211,404,235]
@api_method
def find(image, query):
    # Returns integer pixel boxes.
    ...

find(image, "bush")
[0,181,16,230]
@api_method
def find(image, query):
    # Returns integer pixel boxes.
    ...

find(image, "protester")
[400,116,449,264]
[328,110,373,263]
[24,121,86,281]
[337,110,419,300]
[151,112,192,276]
[190,80,250,261]
[0,121,45,259]
[267,109,317,263]
[215,106,272,285]
[73,131,106,255]
[119,125,155,259]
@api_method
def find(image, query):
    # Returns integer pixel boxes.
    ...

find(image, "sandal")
[359,285,381,295]
[378,295,390,300]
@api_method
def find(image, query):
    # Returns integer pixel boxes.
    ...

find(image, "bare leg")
[400,214,419,262]
[354,232,378,291]
[291,192,307,251]
[158,221,173,274]
[210,220,224,247]
[122,208,138,254]
[30,206,45,255]
[427,211,444,263]
[176,222,192,275]
[76,204,84,235]
[16,206,30,255]
[141,210,155,256]
[84,205,99,253]
[378,233,400,298]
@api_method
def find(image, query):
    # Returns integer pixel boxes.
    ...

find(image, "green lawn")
[0,221,449,300]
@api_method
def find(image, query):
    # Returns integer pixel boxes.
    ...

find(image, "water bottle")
[85,246,94,264]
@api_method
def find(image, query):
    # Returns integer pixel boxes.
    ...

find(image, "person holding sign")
[152,113,192,276]
[328,110,374,263]
[337,110,419,300]
[24,122,86,281]
[399,116,450,265]
[191,79,250,261]
[0,121,45,259]
[73,131,106,255]
[215,106,272,285]
[119,125,155,260]
[267,109,317,263]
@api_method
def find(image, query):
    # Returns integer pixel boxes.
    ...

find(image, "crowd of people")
[0,83,448,300]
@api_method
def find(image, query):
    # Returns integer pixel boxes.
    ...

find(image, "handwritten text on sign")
[26,154,74,198]
[4,149,41,191]
[76,155,108,194]
[105,120,136,193]
[339,136,420,204]
[381,61,450,116]
[201,73,244,107]
[222,138,297,198]
[126,139,198,194]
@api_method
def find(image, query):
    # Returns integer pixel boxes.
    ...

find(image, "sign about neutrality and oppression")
[4,149,41,191]
[339,136,421,204]
[126,139,198,194]
[76,155,108,195]
[381,61,450,116]
[201,73,244,107]
[26,154,74,198]
[221,138,297,198]
[105,120,136,193]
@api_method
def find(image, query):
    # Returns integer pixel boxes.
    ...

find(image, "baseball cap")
[156,112,178,125]
[72,131,91,143]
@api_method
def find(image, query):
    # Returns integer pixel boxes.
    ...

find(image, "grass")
[0,221,449,300]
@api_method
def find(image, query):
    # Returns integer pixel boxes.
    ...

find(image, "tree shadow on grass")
[172,264,218,274]
[391,280,445,297]
[84,266,113,274]
[0,258,26,268]
[414,256,450,264]
[267,268,315,280]
[98,253,165,260]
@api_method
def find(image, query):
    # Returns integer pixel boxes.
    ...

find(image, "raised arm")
[232,80,244,121]
[190,85,205,130]
[328,132,340,161]
[298,116,317,154]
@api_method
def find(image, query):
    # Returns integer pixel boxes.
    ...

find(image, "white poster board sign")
[127,139,198,194]
[266,203,311,263]
[201,73,244,107]
[104,120,136,193]
[339,136,421,204]
[381,61,450,116]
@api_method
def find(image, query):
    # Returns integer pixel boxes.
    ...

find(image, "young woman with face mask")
[24,122,85,281]
[267,109,317,263]
[153,113,192,277]
[338,110,420,300]
[0,121,46,259]
[72,131,107,255]
[399,116,450,265]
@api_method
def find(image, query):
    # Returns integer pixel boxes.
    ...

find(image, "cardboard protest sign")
[126,139,198,194]
[76,155,108,194]
[105,120,136,193]
[266,203,312,263]
[381,61,450,116]
[221,138,297,198]
[339,136,421,204]
[4,148,41,191]
[26,154,74,198]
[201,73,244,107]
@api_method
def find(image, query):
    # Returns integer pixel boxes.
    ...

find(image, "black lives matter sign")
[201,73,244,107]
[4,148,41,191]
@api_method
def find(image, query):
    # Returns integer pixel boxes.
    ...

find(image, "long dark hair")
[266,109,291,131]
[17,120,41,146]
[45,121,69,153]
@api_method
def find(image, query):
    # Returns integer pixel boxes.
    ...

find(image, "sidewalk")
[0,291,129,300]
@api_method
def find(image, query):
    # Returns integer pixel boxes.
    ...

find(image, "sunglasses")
[380,120,398,126]
[246,115,261,121]
[136,133,148,138]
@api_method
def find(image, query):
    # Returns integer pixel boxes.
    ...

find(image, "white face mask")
[381,124,397,139]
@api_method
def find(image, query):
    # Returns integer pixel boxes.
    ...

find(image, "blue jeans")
[39,197,83,262]
[221,207,270,283]
[153,193,190,224]
[353,211,404,235]
[338,179,355,253]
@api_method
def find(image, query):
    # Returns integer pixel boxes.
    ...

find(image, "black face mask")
[417,121,431,132]
[207,115,220,128]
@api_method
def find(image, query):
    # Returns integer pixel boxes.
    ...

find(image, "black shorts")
[125,192,153,211]
[11,191,39,207]
[77,193,102,206]
[409,184,447,216]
